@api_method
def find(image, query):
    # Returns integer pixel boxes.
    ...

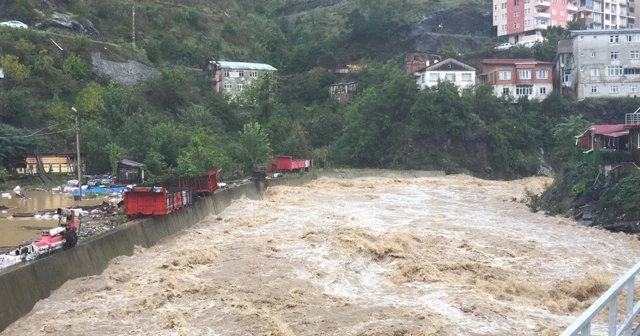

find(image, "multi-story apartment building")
[493,0,577,43]
[575,0,631,29]
[413,58,477,90]
[207,61,277,95]
[478,59,553,100]
[554,28,640,100]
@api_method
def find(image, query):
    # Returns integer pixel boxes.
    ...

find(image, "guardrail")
[561,261,640,336]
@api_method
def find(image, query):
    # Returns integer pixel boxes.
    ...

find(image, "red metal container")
[271,156,313,172]
[124,187,193,217]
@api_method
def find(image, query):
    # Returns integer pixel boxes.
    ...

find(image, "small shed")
[117,159,145,185]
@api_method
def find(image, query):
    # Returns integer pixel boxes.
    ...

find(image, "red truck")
[269,156,312,173]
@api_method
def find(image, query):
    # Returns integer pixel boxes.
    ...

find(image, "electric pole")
[72,107,82,201]
[132,3,136,48]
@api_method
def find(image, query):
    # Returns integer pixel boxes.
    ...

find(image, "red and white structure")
[493,0,577,43]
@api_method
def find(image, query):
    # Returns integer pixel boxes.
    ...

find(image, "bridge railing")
[562,262,640,336]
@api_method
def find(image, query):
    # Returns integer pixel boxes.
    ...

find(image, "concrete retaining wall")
[0,174,316,331]
[317,170,446,179]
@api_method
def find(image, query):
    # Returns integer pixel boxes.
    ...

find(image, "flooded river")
[0,191,102,248]
[3,176,640,335]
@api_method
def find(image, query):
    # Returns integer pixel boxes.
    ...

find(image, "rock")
[35,13,100,38]
[91,52,154,87]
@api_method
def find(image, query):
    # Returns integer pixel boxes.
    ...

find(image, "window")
[445,73,456,82]
[501,24,507,31]
[461,73,473,82]
[611,51,620,59]
[502,13,507,20]
[591,85,599,93]
[607,65,624,76]
[630,86,639,93]
[540,87,547,94]
[525,19,531,27]
[503,88,510,95]
[514,11,520,17]
[514,22,520,29]
[224,71,230,78]
[631,51,640,59]
[624,68,640,75]
[238,70,245,78]
[592,52,596,57]
[237,83,244,90]
[552,9,557,14]
[611,85,620,93]
[561,10,565,16]
[501,2,507,8]
[413,55,420,61]
[595,13,602,23]
[525,8,531,14]
[429,73,440,82]
[499,71,511,80]
[519,70,531,79]
[536,70,548,79]
[516,85,533,95]
[250,71,258,77]
[590,68,600,76]
[611,35,620,42]
[224,82,232,90]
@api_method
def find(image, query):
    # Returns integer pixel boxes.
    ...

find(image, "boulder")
[35,13,100,38]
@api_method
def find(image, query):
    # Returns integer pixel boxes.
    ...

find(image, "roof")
[581,124,629,137]
[481,59,553,65]
[570,28,640,37]
[214,61,277,71]
[421,58,476,72]
[119,159,145,167]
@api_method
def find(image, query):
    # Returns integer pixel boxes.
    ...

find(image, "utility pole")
[131,4,136,47]
[72,107,82,201]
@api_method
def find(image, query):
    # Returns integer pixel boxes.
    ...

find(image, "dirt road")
[3,175,639,335]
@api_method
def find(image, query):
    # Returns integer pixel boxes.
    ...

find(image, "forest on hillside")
[0,0,636,182]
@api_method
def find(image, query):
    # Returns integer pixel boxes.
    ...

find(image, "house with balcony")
[576,124,632,165]
[554,28,640,100]
[405,52,442,75]
[329,82,357,103]
[493,0,577,43]
[478,59,553,100]
[207,61,277,95]
[413,58,477,90]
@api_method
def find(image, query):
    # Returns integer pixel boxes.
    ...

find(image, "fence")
[561,261,640,336]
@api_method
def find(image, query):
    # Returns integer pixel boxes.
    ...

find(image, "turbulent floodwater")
[3,175,640,336]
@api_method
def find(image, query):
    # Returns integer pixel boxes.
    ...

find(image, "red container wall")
[125,189,169,216]
[276,156,293,170]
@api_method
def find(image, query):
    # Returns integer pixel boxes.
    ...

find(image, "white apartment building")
[575,0,632,29]
[555,28,640,100]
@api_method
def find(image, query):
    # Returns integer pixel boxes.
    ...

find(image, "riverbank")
[534,163,640,234]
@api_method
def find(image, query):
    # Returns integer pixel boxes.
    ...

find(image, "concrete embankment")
[317,170,445,179]
[0,174,315,331]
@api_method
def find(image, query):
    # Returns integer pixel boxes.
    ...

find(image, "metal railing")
[561,261,640,336]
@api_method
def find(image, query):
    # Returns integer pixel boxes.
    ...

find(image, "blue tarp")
[70,186,127,196]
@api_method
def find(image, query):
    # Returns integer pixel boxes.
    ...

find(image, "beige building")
[414,58,477,90]
[208,61,277,95]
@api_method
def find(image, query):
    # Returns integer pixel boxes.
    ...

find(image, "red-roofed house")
[478,59,553,100]
[576,124,633,165]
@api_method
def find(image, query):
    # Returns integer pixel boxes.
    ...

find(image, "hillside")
[0,0,631,184]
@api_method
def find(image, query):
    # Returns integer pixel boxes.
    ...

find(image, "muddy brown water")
[3,176,640,335]
[0,191,102,248]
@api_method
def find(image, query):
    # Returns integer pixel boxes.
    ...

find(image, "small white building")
[414,58,477,90]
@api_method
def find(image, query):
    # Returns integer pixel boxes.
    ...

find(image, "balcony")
[626,112,640,125]
[535,11,551,18]
[567,3,579,12]
[581,149,633,165]
[535,23,549,29]
[536,0,551,7]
